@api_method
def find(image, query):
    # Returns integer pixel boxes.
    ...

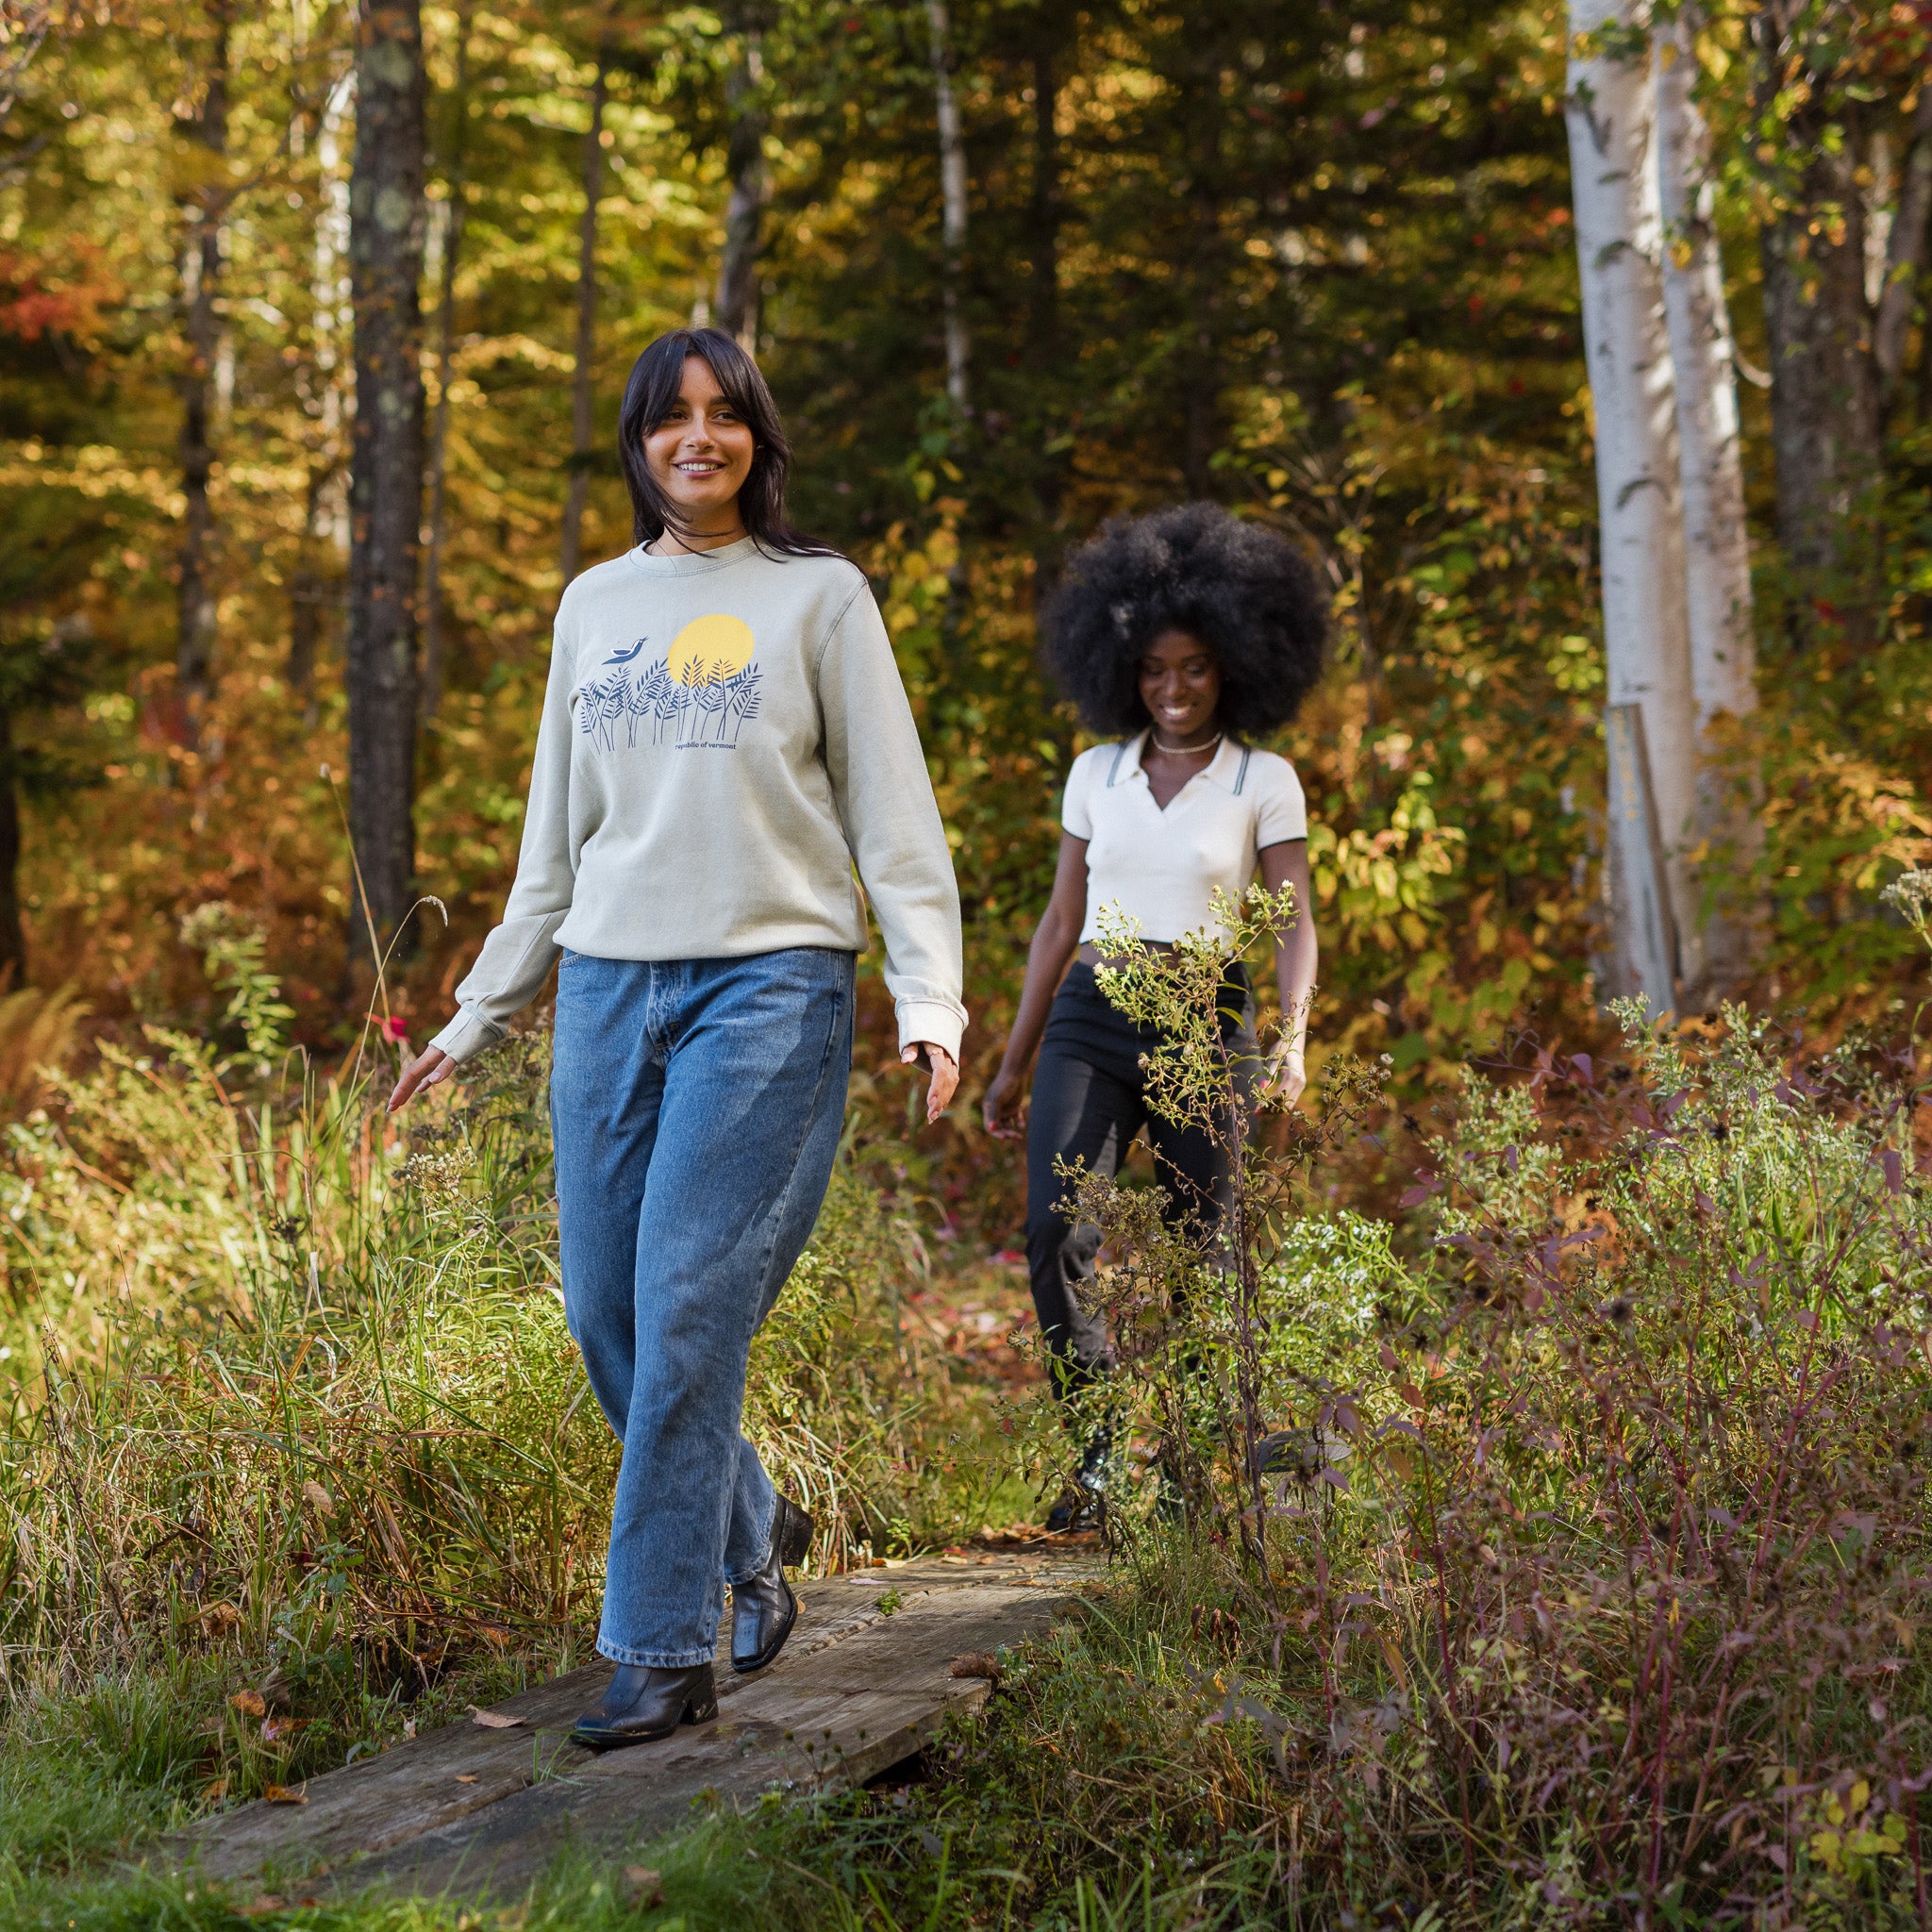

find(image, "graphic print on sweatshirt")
[577,614,762,753]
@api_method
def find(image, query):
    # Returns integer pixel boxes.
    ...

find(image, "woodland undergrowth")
[0,907,1013,1840]
[861,894,1932,1930]
[8,897,1932,1930]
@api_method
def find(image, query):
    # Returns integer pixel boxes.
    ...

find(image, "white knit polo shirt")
[1062,731,1307,946]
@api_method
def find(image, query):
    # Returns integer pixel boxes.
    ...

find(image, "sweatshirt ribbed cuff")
[427,1007,504,1068]
[895,998,964,1063]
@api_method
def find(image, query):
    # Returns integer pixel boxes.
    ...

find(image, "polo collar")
[1107,730,1247,793]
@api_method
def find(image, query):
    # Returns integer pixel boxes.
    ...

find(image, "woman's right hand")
[982,1061,1026,1140]
[388,1045,455,1114]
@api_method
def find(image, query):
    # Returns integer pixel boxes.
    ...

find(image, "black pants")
[1024,960,1257,1399]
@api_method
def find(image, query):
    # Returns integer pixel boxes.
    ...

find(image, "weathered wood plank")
[346,1584,1061,1900]
[172,1582,940,1884]
[168,1552,1093,1896]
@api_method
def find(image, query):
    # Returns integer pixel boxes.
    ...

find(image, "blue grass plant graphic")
[579,650,761,751]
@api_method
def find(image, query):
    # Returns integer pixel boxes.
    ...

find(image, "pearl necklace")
[1150,728,1223,757]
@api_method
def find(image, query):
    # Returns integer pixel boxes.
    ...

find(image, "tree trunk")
[559,46,608,590]
[714,8,766,347]
[291,72,354,730]
[174,0,230,747]
[1180,71,1223,500]
[1027,32,1065,596]
[345,0,427,962]
[420,1,475,721]
[1875,83,1932,391]
[924,0,970,415]
[1566,0,1701,1015]
[1655,7,1760,998]
[1755,4,1883,645]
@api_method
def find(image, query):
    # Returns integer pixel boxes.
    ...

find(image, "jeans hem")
[725,1491,779,1587]
[595,1638,714,1669]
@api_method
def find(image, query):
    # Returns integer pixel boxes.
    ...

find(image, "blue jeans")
[550,946,855,1667]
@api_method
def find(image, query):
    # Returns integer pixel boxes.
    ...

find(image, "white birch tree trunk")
[924,0,970,414]
[1655,6,1759,997]
[1565,0,1702,1014]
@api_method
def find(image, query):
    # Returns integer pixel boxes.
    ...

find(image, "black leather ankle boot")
[730,1493,814,1674]
[572,1659,718,1750]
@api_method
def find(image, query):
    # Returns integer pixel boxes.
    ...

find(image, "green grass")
[8,921,1932,1927]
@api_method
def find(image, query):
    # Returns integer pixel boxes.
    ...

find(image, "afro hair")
[1039,502,1328,739]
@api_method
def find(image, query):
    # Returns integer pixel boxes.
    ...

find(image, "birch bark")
[1565,0,1702,1012]
[1875,84,1932,391]
[1655,8,1758,996]
[924,0,970,413]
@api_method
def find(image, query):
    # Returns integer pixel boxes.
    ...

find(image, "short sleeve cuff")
[427,1006,505,1068]
[895,997,965,1062]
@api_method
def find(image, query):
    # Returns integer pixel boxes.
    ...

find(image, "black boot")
[1045,1429,1112,1533]
[731,1494,814,1674]
[572,1660,718,1750]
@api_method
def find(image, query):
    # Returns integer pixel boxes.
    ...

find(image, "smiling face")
[1138,628,1222,743]
[641,355,757,535]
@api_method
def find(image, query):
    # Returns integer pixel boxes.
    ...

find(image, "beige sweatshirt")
[428,538,966,1066]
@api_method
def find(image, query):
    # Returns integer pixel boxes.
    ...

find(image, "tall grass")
[0,914,1014,1811]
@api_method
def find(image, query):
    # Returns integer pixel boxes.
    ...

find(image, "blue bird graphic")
[603,637,648,665]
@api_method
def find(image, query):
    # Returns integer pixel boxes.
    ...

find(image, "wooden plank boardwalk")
[165,1546,1099,1903]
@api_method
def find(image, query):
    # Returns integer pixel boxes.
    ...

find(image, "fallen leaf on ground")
[229,1689,267,1718]
[238,1895,284,1917]
[467,1705,526,1729]
[454,1774,479,1784]
[403,1717,417,1740]
[301,1478,335,1517]
[950,1652,1002,1681]
[261,1716,307,1743]
[622,1866,664,1907]
[263,1784,308,1805]
[200,1775,228,1804]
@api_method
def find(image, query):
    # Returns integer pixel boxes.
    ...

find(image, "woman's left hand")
[1259,1042,1307,1108]
[902,1041,959,1124]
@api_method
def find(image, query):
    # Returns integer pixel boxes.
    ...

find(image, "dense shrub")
[1035,892,1932,1925]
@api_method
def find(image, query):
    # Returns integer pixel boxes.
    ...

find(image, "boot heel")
[683,1691,719,1725]
[780,1499,815,1566]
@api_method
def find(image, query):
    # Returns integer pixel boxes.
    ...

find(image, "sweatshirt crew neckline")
[625,535,763,578]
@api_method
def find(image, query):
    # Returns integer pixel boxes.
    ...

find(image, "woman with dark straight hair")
[391,326,965,1747]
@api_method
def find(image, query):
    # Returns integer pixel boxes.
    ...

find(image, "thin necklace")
[1151,728,1222,757]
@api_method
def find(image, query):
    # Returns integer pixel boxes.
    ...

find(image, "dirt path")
[165,1545,1100,1903]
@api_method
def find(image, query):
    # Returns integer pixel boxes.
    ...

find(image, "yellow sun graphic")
[669,613,756,688]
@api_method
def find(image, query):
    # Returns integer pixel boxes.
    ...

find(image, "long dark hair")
[616,327,833,558]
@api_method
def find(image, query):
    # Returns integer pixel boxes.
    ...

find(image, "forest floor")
[7,984,1932,1929]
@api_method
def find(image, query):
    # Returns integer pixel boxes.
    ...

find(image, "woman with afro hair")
[983,503,1326,1528]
